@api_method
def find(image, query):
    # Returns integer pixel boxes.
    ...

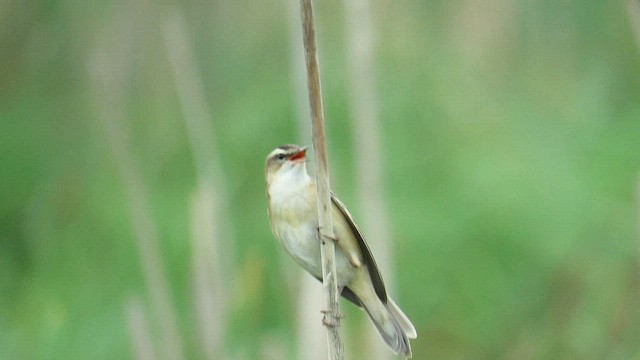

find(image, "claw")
[316,226,338,242]
[321,309,344,327]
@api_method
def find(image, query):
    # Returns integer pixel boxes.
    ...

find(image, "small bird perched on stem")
[265,144,417,358]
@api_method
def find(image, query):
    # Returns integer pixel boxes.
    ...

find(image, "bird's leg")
[321,298,345,328]
[316,226,338,243]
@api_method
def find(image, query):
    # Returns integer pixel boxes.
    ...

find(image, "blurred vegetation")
[2,0,640,359]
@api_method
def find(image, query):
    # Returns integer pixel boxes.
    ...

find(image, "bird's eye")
[277,154,286,160]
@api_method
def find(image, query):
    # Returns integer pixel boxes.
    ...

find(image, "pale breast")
[267,168,356,286]
[276,221,323,278]
[275,219,357,286]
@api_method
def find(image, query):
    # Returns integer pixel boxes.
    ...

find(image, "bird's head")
[265,144,309,185]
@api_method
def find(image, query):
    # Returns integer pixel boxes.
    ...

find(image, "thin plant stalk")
[299,0,345,359]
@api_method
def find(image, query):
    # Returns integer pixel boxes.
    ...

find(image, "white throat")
[268,163,312,209]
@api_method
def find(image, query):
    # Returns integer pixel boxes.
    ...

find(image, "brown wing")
[331,193,388,303]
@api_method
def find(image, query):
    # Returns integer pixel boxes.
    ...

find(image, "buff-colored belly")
[274,220,355,286]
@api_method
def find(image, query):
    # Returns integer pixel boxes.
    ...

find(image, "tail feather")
[388,299,417,339]
[362,297,415,358]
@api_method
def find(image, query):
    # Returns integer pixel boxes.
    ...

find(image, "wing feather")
[331,193,388,303]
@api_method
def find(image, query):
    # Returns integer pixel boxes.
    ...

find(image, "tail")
[363,297,417,358]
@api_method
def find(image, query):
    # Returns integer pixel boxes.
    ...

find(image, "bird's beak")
[289,147,308,161]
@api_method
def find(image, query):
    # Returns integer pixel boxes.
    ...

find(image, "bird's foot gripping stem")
[316,226,338,243]
[321,309,344,328]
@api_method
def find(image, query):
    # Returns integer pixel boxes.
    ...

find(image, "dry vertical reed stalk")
[299,0,345,359]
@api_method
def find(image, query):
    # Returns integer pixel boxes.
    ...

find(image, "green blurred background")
[2,0,640,359]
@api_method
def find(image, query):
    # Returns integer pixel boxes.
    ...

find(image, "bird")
[265,144,417,358]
